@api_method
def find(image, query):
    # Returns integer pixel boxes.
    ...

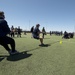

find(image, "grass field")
[0,33,75,75]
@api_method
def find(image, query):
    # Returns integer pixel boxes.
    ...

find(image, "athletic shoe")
[39,44,45,46]
[9,50,19,55]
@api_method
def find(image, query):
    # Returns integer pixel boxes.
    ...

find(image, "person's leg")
[39,38,43,44]
[39,35,44,44]
[20,34,21,37]
[43,33,44,38]
[5,36,19,54]
[5,36,15,52]
[39,35,46,46]
[11,33,12,37]
[13,32,14,37]
[0,37,11,52]
[0,36,19,55]
[19,33,21,37]
[1,43,11,52]
[33,35,44,46]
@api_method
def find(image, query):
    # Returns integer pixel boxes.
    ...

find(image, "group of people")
[1,11,74,56]
[0,11,46,55]
[10,25,22,38]
[50,31,63,36]
[62,31,74,39]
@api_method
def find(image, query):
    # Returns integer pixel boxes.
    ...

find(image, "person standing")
[50,31,52,35]
[10,25,15,37]
[42,27,46,38]
[17,26,21,37]
[30,26,34,38]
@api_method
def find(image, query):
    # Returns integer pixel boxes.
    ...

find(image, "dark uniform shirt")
[0,17,10,37]
[33,27,40,36]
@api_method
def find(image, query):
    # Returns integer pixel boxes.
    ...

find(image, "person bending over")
[0,11,19,55]
[33,24,45,46]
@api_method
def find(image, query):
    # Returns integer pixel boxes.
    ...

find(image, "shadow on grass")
[49,41,59,45]
[39,44,51,47]
[0,51,32,61]
[25,44,52,53]
[0,41,59,62]
[0,57,5,62]
[26,47,41,52]
[26,44,51,52]
[7,51,32,61]
[24,41,59,53]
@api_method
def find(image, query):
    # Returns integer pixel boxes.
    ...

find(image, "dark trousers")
[17,32,21,37]
[0,36,15,52]
[42,33,45,38]
[10,32,15,37]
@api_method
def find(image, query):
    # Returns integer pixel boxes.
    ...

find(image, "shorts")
[33,35,39,39]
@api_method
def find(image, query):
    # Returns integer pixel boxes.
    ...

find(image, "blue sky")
[0,0,75,32]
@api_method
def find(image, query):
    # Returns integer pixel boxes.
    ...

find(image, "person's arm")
[37,29,40,35]
[2,20,10,35]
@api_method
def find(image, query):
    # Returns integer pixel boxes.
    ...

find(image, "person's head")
[36,24,40,28]
[43,27,44,29]
[32,26,34,28]
[0,11,5,19]
[11,25,14,28]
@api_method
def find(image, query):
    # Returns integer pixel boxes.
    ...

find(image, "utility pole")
[29,20,30,31]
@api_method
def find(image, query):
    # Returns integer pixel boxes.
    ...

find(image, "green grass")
[0,33,75,75]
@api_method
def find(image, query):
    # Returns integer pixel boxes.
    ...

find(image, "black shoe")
[39,44,45,46]
[9,50,19,55]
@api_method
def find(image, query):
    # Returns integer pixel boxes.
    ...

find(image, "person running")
[33,24,45,46]
[0,11,19,55]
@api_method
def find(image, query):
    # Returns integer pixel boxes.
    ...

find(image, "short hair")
[36,24,40,27]
[0,11,4,16]
[0,11,5,18]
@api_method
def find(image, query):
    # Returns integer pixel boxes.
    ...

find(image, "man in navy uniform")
[0,11,19,55]
[33,24,45,46]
